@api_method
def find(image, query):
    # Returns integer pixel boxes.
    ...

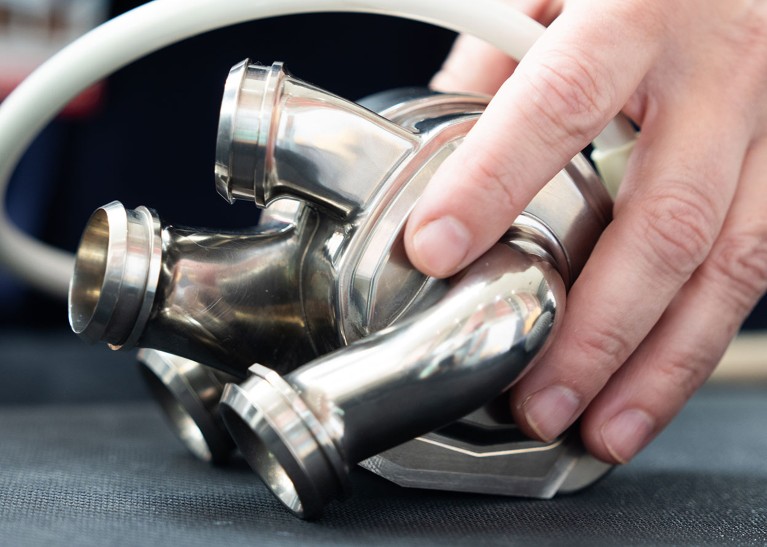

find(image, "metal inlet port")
[68,201,162,349]
[68,209,111,334]
[138,349,237,464]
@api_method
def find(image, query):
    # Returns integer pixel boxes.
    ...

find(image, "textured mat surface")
[1,388,766,546]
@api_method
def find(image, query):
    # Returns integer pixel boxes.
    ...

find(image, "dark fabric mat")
[0,389,765,546]
[0,329,148,404]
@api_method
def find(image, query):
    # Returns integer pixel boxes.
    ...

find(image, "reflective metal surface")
[220,242,564,518]
[138,349,237,463]
[69,201,162,348]
[360,405,613,499]
[70,199,320,377]
[69,60,614,518]
[215,60,417,217]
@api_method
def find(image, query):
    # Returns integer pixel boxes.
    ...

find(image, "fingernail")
[412,216,471,277]
[601,408,655,464]
[521,385,581,442]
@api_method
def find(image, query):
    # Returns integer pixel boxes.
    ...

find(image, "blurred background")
[0,0,764,403]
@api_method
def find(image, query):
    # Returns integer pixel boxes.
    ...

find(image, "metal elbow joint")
[215,60,417,217]
[68,60,613,517]
[221,243,564,517]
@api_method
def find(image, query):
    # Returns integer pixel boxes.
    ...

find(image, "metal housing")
[68,60,613,518]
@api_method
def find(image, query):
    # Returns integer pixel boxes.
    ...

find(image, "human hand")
[404,0,767,464]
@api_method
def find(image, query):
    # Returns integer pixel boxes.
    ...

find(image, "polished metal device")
[137,349,237,464]
[68,60,613,518]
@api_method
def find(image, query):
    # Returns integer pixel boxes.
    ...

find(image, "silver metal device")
[137,349,237,464]
[68,60,613,518]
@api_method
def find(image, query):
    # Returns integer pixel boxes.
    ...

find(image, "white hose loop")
[0,0,631,296]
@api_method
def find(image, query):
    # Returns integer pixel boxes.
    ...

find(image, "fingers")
[578,136,767,463]
[405,1,665,278]
[510,94,749,445]
[430,34,519,95]
[430,1,562,95]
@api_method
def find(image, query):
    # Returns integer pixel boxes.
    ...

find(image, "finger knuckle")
[572,321,634,378]
[703,225,767,310]
[635,181,719,278]
[463,149,517,211]
[654,349,712,401]
[522,47,615,150]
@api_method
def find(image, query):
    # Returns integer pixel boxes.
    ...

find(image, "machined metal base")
[361,407,612,498]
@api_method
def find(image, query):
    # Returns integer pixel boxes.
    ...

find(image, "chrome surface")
[215,60,417,217]
[70,199,321,377]
[69,61,614,518]
[360,405,613,498]
[69,201,162,348]
[138,349,237,463]
[220,242,565,518]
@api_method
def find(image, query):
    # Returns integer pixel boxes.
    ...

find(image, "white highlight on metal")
[415,435,564,458]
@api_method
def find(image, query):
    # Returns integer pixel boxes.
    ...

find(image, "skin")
[404,0,767,464]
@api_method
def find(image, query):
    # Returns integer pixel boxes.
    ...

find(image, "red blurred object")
[0,74,105,118]
[0,0,108,118]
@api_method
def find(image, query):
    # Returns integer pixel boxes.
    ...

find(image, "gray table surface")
[1,330,766,545]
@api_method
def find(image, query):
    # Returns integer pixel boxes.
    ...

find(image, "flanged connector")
[214,60,416,217]
[68,201,161,349]
[138,349,237,464]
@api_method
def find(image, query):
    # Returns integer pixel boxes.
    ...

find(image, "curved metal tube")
[68,200,318,377]
[219,242,565,518]
[215,60,417,217]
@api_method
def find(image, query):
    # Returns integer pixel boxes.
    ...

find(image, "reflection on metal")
[137,349,237,464]
[360,405,613,500]
[69,60,613,518]
[412,435,566,458]
[222,243,566,518]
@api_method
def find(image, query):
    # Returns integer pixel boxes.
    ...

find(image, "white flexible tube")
[0,0,633,297]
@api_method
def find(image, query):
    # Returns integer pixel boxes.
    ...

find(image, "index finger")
[404,1,663,277]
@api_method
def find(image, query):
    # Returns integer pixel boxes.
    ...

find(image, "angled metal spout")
[215,60,418,217]
[68,199,316,377]
[219,241,565,518]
